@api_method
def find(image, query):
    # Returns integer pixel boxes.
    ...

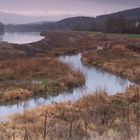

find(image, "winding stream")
[0,53,132,118]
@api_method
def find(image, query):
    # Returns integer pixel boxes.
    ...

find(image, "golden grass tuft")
[0,86,139,140]
[0,56,85,103]
[0,88,32,103]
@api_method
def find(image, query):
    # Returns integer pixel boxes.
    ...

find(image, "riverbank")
[0,31,140,59]
[0,31,96,60]
[0,86,139,140]
[0,56,85,104]
[81,32,140,84]
[81,43,140,84]
[0,53,131,116]
[0,31,139,139]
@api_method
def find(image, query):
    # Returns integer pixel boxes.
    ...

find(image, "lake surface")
[0,32,44,44]
[0,53,132,118]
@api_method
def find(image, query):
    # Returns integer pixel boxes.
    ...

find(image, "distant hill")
[5,7,140,33]
[0,12,55,24]
[6,17,98,32]
[6,21,55,32]
[46,7,140,32]
[96,7,140,33]
[52,17,96,31]
[0,23,4,34]
[97,7,140,20]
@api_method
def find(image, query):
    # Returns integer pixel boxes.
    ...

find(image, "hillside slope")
[5,7,140,33]
[97,7,140,20]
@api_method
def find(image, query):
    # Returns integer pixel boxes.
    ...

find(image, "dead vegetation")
[0,31,97,60]
[0,86,139,140]
[0,31,140,139]
[0,88,32,103]
[82,45,140,83]
[0,56,85,103]
[0,31,140,60]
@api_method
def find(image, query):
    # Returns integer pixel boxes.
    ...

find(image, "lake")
[0,32,44,44]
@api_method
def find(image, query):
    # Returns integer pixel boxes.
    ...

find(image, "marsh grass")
[0,86,139,140]
[0,31,140,139]
[81,47,140,83]
[0,56,85,103]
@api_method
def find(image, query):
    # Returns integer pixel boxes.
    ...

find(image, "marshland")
[0,30,139,140]
[0,2,140,140]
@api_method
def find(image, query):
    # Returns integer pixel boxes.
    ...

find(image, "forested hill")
[96,7,140,33]
[53,17,96,31]
[97,7,140,20]
[6,7,140,34]
[0,23,4,34]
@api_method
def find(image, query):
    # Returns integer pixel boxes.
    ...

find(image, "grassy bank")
[81,45,140,84]
[0,31,97,60]
[0,56,85,103]
[0,31,140,140]
[0,86,139,140]
[0,31,140,60]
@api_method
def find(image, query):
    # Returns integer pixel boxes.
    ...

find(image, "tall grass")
[0,56,85,103]
[81,47,140,83]
[0,86,139,140]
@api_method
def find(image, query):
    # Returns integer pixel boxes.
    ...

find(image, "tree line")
[104,16,140,34]
[0,23,4,34]
[4,16,140,34]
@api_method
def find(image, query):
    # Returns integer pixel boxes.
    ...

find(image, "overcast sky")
[0,0,140,23]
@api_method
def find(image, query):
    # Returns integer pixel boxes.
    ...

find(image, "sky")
[0,0,140,24]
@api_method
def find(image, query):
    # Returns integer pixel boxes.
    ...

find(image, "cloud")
[0,0,139,14]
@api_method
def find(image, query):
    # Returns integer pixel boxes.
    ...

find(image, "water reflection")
[0,53,132,116]
[0,32,44,44]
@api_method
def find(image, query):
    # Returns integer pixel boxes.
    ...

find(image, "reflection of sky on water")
[0,53,132,116]
[0,32,43,44]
